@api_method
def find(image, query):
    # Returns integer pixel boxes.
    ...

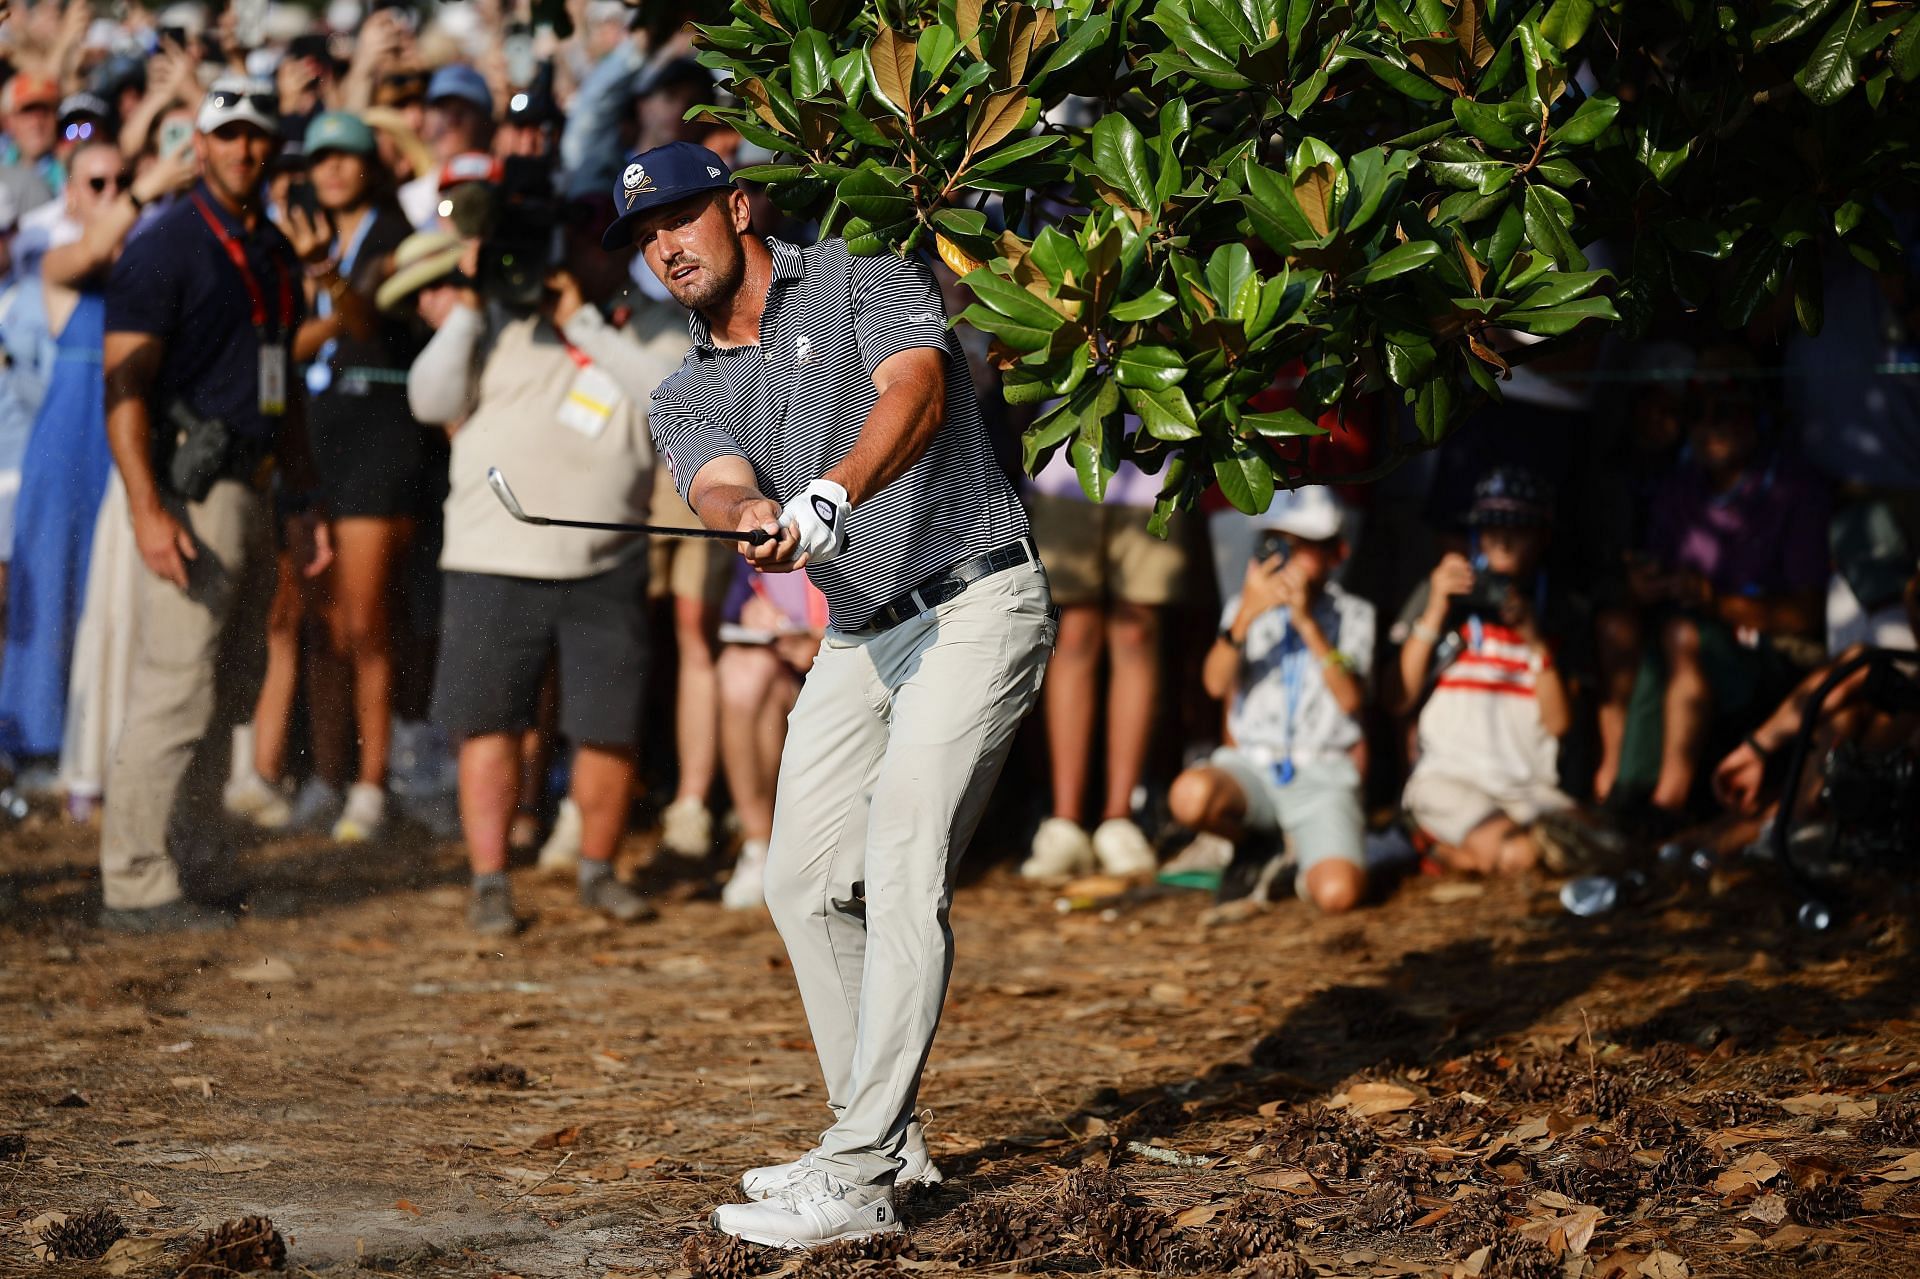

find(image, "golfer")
[604,142,1054,1247]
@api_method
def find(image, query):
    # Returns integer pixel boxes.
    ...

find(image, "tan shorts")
[1402,771,1573,848]
[1026,490,1186,607]
[646,468,735,604]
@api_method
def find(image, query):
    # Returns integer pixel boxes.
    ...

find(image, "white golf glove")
[779,478,850,563]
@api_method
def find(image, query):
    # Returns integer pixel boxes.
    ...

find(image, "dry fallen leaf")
[1713,1151,1783,1197]
[531,1126,580,1150]
[1339,1082,1419,1117]
[1777,1093,1876,1120]
[169,1076,214,1099]
[1244,1167,1318,1194]
[1871,1152,1920,1183]
[100,1238,168,1275]
[577,1163,627,1183]
[394,1199,421,1216]
[1174,1202,1224,1228]
[1745,1193,1788,1225]
[1638,1251,1688,1279]
[129,1190,163,1210]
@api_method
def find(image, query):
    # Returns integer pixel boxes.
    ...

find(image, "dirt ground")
[4,814,1919,1279]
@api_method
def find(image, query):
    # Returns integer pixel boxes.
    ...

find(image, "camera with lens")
[1459,569,1518,617]
[445,156,562,312]
[1254,529,1291,566]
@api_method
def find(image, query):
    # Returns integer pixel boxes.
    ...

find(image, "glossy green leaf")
[1115,343,1188,389]
[1123,382,1202,440]
[1796,2,1865,104]
[1213,445,1276,515]
[1092,113,1157,210]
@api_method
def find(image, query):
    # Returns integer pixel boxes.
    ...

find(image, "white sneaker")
[712,1167,900,1248]
[659,795,712,859]
[722,839,769,910]
[741,1122,942,1201]
[287,777,343,831]
[1092,817,1157,876]
[1021,816,1095,879]
[332,782,386,842]
[1161,831,1235,876]
[536,798,582,876]
[223,770,291,829]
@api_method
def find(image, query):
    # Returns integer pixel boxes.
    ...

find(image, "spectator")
[0,140,194,766]
[620,285,727,867]
[495,77,561,161]
[224,111,424,840]
[96,77,333,933]
[1,73,63,205]
[0,185,39,601]
[1167,488,1373,913]
[714,562,827,909]
[1021,450,1184,880]
[405,202,659,937]
[1396,467,1579,874]
[1611,348,1830,821]
[397,64,492,229]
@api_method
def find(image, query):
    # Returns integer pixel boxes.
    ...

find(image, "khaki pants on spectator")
[765,558,1055,1189]
[100,480,276,910]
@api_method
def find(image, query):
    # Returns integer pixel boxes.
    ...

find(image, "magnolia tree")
[686,0,1920,531]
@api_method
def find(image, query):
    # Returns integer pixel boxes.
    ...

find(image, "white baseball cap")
[197,75,280,135]
[1259,485,1344,542]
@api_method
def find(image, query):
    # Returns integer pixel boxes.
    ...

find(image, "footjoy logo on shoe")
[875,1206,887,1223]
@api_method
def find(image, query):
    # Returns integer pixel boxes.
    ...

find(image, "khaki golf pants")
[100,480,276,910]
[765,556,1054,1188]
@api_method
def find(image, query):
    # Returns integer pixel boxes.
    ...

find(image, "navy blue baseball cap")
[600,141,734,250]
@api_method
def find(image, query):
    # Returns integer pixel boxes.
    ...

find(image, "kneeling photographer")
[1395,467,1588,875]
[402,163,680,937]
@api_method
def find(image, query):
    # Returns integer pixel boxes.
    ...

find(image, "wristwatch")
[1217,627,1245,650]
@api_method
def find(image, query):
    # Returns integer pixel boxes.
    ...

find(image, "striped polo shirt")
[647,237,1029,630]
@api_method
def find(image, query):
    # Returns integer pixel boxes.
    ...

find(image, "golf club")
[487,468,773,545]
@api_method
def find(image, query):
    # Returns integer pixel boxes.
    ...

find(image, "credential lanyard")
[309,212,377,394]
[192,193,294,334]
[1272,625,1307,787]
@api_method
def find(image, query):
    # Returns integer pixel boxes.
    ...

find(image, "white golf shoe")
[1092,817,1157,876]
[740,1122,942,1201]
[711,1167,900,1249]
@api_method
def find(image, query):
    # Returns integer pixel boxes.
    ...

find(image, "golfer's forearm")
[407,306,483,424]
[825,361,945,507]
[688,457,773,531]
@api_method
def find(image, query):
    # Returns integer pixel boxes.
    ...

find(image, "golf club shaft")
[520,513,772,544]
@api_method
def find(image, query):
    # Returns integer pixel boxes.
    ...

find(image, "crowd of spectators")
[0,0,1912,935]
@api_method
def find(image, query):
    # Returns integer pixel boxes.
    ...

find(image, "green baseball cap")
[303,110,376,157]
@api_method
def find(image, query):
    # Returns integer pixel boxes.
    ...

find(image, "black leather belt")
[860,537,1038,633]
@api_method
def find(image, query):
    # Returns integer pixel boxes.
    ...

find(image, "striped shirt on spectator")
[647,237,1029,631]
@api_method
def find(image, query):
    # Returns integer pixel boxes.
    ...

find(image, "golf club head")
[487,468,530,522]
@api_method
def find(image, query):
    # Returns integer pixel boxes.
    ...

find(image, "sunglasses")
[86,173,132,194]
[205,89,277,116]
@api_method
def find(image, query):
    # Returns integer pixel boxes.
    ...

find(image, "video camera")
[444,155,562,312]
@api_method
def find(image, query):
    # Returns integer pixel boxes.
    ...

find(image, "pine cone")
[1700,1089,1771,1126]
[681,1233,778,1279]
[179,1216,285,1278]
[1214,1195,1297,1259]
[1408,1095,1478,1140]
[796,1233,913,1279]
[1084,1201,1176,1271]
[1359,1181,1414,1229]
[1235,1253,1314,1279]
[1863,1095,1920,1148]
[1159,1234,1232,1276]
[452,1060,530,1089]
[1367,1146,1437,1192]
[1056,1166,1129,1224]
[0,1132,24,1159]
[1266,1106,1376,1164]
[1787,1181,1862,1227]
[1302,1141,1353,1180]
[1641,1042,1697,1076]
[1653,1137,1713,1193]
[944,1200,1050,1269]
[1507,1056,1575,1102]
[1480,1232,1557,1279]
[1436,1194,1508,1253]
[1619,1103,1686,1148]
[1566,1070,1630,1120]
[42,1207,127,1261]
[1542,1145,1641,1216]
